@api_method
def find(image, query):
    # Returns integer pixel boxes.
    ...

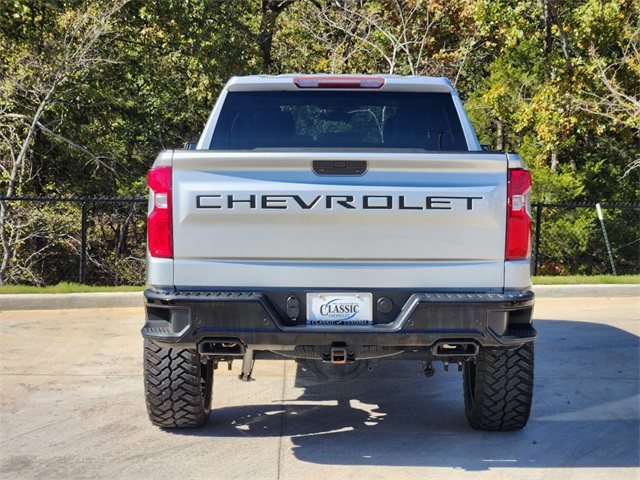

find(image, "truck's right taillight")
[147,166,173,258]
[506,168,532,261]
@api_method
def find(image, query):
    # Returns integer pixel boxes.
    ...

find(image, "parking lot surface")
[1,296,638,479]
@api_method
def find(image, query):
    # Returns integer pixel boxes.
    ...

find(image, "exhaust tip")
[433,341,479,358]
[198,338,246,356]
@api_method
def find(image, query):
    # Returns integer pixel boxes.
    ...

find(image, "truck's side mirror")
[481,144,492,152]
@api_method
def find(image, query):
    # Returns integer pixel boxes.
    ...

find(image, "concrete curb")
[0,285,637,311]
[533,284,639,298]
[0,292,144,311]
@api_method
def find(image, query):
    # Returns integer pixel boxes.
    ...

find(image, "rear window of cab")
[210,91,468,151]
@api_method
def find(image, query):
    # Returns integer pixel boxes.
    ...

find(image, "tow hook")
[443,361,464,372]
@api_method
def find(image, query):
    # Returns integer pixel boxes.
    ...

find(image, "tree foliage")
[2,0,637,199]
[0,0,638,283]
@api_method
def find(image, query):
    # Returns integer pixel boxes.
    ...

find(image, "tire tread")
[143,339,212,428]
[463,343,534,431]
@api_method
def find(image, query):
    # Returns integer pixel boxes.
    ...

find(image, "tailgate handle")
[313,160,367,175]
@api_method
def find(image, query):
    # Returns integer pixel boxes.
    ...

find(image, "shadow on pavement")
[173,319,639,471]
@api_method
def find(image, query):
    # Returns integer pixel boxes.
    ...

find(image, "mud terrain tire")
[144,339,213,428]
[463,342,534,431]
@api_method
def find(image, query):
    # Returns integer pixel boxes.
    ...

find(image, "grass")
[533,275,639,285]
[0,276,637,293]
[0,282,143,294]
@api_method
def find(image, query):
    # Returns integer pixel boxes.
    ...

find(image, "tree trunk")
[539,0,552,54]
[496,119,504,151]
[547,1,574,77]
[550,148,559,171]
[258,0,295,73]
[0,201,11,285]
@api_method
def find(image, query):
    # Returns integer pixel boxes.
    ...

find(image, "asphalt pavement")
[0,296,638,479]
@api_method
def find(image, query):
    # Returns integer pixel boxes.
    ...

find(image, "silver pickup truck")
[142,74,536,431]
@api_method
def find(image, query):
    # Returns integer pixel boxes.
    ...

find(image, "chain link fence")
[0,197,147,286]
[532,203,640,276]
[0,198,638,286]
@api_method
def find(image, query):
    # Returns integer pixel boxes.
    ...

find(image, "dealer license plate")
[306,293,373,325]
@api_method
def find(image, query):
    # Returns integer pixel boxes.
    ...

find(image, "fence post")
[596,203,617,276]
[533,202,542,276]
[79,199,88,284]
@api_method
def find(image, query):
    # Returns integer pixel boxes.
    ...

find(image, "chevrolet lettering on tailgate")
[196,194,484,211]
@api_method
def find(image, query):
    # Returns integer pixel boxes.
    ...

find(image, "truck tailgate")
[171,151,507,290]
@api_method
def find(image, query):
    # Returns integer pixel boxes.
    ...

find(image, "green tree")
[0,0,128,284]
[466,0,638,203]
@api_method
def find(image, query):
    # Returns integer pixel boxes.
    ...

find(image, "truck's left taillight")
[147,166,173,258]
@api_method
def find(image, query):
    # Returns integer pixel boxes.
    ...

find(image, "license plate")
[306,293,373,325]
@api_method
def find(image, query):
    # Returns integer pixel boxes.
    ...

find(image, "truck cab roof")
[224,74,455,93]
